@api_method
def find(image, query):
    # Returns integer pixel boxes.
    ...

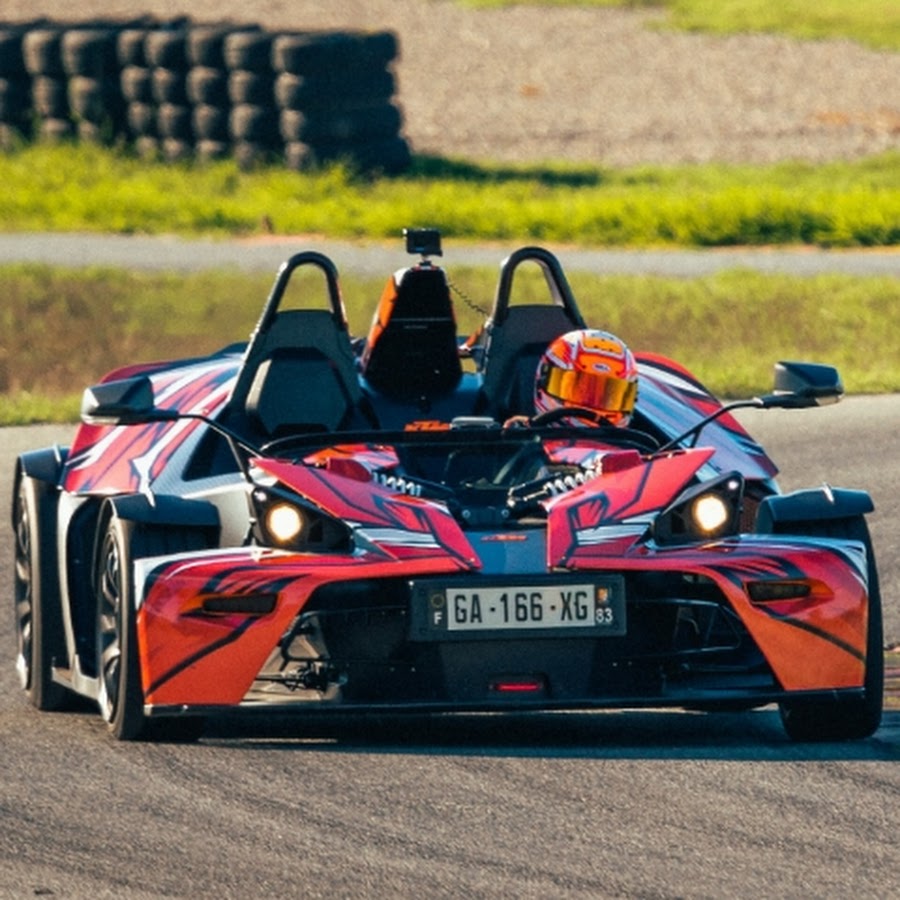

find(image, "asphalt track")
[2,409,899,899]
[1,231,900,276]
[1,240,898,898]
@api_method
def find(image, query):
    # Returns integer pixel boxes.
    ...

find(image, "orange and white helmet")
[534,329,638,426]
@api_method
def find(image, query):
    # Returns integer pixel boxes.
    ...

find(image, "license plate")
[410,578,626,640]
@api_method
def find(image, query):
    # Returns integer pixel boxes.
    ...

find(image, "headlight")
[654,473,743,545]
[266,502,306,545]
[251,487,350,552]
[691,493,730,534]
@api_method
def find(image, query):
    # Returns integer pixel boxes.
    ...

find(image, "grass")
[1,4,896,423]
[460,0,900,51]
[1,144,899,248]
[3,263,898,425]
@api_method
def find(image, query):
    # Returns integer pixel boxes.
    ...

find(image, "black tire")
[151,67,188,105]
[31,75,68,118]
[233,139,275,170]
[0,28,28,78]
[161,137,193,162]
[134,135,160,158]
[23,28,65,77]
[298,136,412,175]
[272,31,398,76]
[192,103,229,141]
[76,120,105,144]
[186,66,229,106]
[95,515,207,742]
[283,140,314,171]
[61,28,117,77]
[778,516,884,742]
[38,117,74,142]
[223,31,273,73]
[227,69,273,106]
[279,105,401,144]
[117,28,149,67]
[144,29,188,70]
[120,65,153,103]
[14,475,69,711]
[156,102,193,140]
[126,101,156,137]
[67,76,114,123]
[229,103,278,144]
[0,77,30,122]
[95,516,145,740]
[195,138,229,161]
[274,69,395,111]
[188,24,260,68]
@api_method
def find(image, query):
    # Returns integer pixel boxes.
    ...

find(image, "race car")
[12,229,883,742]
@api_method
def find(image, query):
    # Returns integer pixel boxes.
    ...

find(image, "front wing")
[133,534,871,717]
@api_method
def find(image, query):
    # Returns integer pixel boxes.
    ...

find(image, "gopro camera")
[404,227,442,257]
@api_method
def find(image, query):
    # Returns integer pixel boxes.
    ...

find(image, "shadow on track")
[197,708,900,762]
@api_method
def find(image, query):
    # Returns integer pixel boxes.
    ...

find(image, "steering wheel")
[526,406,661,452]
[528,406,608,427]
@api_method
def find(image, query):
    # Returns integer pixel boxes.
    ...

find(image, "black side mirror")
[81,376,178,426]
[761,361,844,408]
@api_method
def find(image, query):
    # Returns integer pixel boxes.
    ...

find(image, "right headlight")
[653,472,744,545]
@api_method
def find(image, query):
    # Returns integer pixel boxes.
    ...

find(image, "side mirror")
[81,376,178,426]
[761,361,844,409]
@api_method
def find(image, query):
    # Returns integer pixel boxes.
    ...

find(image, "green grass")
[460,0,900,51]
[3,263,898,425]
[1,144,898,248]
[2,2,897,423]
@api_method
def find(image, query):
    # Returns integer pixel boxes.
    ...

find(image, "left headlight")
[251,487,351,552]
[653,472,744,545]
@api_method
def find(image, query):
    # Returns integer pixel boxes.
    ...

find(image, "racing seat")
[360,264,463,410]
[242,310,367,435]
[228,252,373,437]
[477,248,586,420]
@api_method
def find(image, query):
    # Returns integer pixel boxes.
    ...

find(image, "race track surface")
[1,400,898,899]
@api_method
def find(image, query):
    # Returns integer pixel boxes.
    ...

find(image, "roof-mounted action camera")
[404,227,442,259]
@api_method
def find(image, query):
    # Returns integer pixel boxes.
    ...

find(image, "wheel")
[95,516,145,740]
[95,515,208,741]
[13,475,69,711]
[778,516,883,742]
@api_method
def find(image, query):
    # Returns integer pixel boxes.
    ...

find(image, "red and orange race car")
[13,230,882,742]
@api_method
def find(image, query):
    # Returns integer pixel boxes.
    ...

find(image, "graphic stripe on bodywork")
[753,605,866,662]
[145,617,258,696]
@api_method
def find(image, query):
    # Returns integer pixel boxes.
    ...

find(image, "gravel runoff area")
[4,0,900,166]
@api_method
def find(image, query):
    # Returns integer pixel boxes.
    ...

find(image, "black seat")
[227,252,372,437]
[361,265,462,403]
[242,310,365,435]
[479,305,584,420]
[477,247,586,420]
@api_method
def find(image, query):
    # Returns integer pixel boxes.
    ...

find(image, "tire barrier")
[0,18,411,173]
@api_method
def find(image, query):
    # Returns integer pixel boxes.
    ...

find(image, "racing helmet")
[534,329,638,426]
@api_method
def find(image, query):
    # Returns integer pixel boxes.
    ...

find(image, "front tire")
[96,515,146,740]
[95,515,207,742]
[778,516,883,742]
[13,474,68,711]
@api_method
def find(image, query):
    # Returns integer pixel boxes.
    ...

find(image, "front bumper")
[134,536,870,717]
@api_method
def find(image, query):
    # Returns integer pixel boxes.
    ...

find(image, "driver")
[528,328,639,427]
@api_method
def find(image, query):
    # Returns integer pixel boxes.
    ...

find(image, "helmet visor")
[543,364,638,417]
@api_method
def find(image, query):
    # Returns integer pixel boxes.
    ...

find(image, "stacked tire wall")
[0,18,411,173]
